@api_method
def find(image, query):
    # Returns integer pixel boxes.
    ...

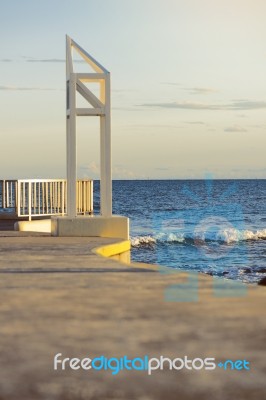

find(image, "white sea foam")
[155,232,186,243]
[130,236,156,246]
[131,228,266,246]
[214,228,266,243]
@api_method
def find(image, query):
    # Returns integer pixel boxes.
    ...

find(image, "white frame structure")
[66,35,112,218]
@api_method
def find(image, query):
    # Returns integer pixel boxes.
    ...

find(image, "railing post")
[38,182,41,215]
[90,180,93,214]
[62,180,65,216]
[3,180,6,209]
[10,183,13,208]
[28,182,32,221]
[83,180,86,214]
[6,182,9,208]
[33,182,36,214]
[17,181,21,217]
[15,181,18,210]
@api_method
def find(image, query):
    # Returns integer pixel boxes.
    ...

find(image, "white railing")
[0,180,17,209]
[0,179,93,220]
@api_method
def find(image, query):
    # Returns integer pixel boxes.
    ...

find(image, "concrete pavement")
[0,232,265,400]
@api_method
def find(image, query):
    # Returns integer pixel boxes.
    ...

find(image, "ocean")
[94,179,266,284]
[0,179,265,284]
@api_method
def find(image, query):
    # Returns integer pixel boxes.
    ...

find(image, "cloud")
[26,58,85,64]
[161,83,218,94]
[79,162,139,179]
[231,100,266,110]
[113,106,144,112]
[0,85,60,91]
[184,87,219,95]
[79,162,100,178]
[123,123,181,129]
[224,125,247,133]
[26,58,65,63]
[139,101,220,110]
[184,121,206,125]
[112,165,138,179]
[0,57,85,63]
[139,99,266,111]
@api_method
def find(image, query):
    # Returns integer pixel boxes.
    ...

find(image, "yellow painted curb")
[93,240,131,258]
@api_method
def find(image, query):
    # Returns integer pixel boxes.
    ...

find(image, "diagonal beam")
[71,38,109,74]
[76,80,104,108]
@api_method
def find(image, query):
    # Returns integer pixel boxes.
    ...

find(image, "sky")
[0,0,266,179]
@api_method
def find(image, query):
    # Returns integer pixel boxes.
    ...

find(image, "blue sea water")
[95,179,266,284]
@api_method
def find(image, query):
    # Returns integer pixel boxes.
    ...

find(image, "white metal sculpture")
[66,35,112,218]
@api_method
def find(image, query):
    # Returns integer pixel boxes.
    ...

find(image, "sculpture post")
[66,35,112,218]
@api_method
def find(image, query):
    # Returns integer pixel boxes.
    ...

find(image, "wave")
[131,228,266,247]
[130,236,156,246]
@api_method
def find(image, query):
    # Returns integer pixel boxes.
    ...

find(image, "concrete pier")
[0,232,265,400]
